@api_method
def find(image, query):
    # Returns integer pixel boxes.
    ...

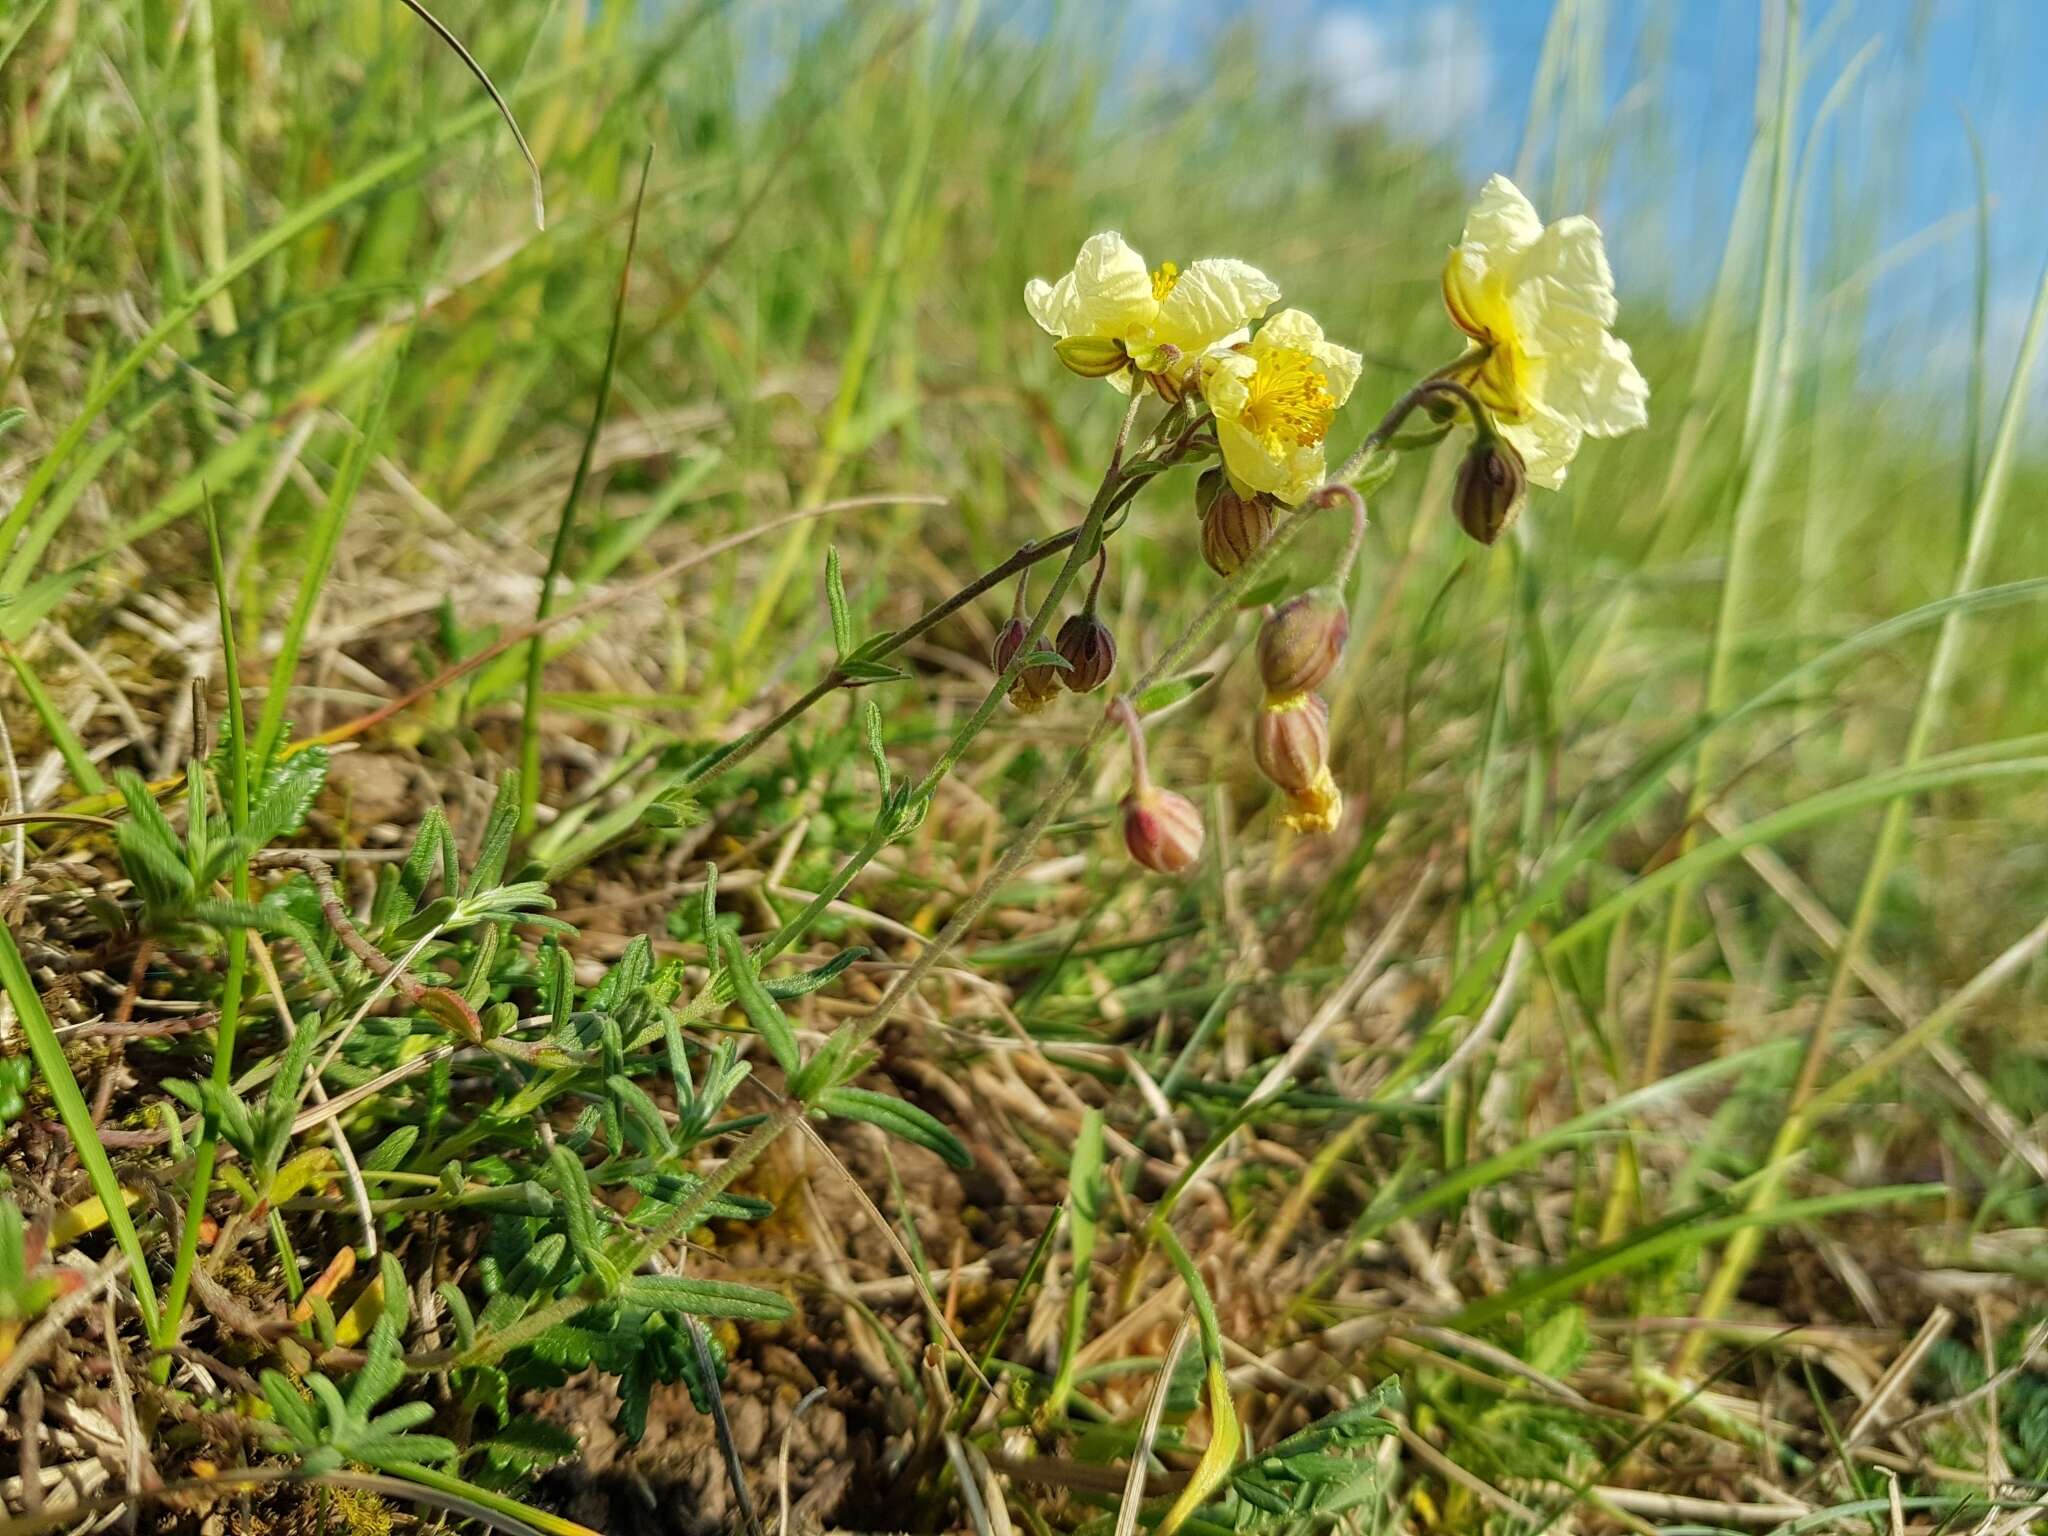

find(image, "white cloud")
[1312,3,1492,141]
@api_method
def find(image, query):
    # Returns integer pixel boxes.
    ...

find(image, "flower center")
[1239,347,1336,453]
[1150,262,1180,303]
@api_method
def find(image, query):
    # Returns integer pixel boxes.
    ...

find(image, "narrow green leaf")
[816,1086,971,1170]
[825,546,853,657]
[719,933,802,1076]
[616,1272,793,1321]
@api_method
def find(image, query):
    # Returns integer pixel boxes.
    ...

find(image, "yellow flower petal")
[1502,404,1583,491]
[1460,173,1543,257]
[1153,257,1280,355]
[1025,232,1158,341]
[1067,230,1157,336]
[1024,273,1079,337]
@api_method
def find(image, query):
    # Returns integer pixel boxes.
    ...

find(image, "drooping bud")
[1199,480,1276,577]
[1253,692,1330,796]
[1054,335,1131,379]
[1111,692,1203,874]
[1122,787,1205,874]
[1257,588,1348,702]
[1279,766,1343,835]
[1452,434,1527,545]
[994,616,1059,713]
[1056,612,1116,693]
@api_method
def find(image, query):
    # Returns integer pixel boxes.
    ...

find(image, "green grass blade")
[0,922,158,1330]
[518,146,651,834]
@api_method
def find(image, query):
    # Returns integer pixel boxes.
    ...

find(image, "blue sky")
[1125,0,2048,415]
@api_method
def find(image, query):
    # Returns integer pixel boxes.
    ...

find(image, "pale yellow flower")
[1441,174,1649,488]
[1204,309,1362,505]
[1025,232,1279,394]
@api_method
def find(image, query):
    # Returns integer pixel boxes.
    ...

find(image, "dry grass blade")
[1113,1311,1194,1536]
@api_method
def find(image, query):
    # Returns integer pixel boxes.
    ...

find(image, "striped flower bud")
[1056,611,1116,694]
[994,616,1060,713]
[1256,588,1348,701]
[1199,479,1276,577]
[1452,434,1527,546]
[1253,692,1330,796]
[1122,787,1205,874]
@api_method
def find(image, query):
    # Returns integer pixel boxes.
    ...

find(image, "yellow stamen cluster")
[1149,261,1180,302]
[1237,346,1336,456]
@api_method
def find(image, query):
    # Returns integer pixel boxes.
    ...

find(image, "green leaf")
[1133,672,1212,715]
[1236,576,1290,610]
[816,1086,971,1170]
[861,700,890,796]
[616,1273,793,1321]
[719,933,802,1076]
[465,773,522,895]
[437,1283,477,1353]
[547,1146,619,1293]
[836,658,911,685]
[763,946,867,1000]
[364,1126,419,1174]
[825,546,853,657]
[1019,648,1071,671]
[244,745,330,849]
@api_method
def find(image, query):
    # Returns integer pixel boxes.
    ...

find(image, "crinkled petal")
[1216,414,1289,499]
[1069,231,1157,336]
[1275,442,1328,506]
[1461,174,1544,258]
[1555,331,1648,437]
[1502,404,1583,491]
[1251,307,1328,359]
[1202,350,1255,419]
[1155,258,1280,353]
[1024,273,1079,337]
[1515,214,1619,327]
[1312,335,1362,407]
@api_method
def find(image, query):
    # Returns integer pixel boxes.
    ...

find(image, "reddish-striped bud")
[1257,588,1348,700]
[1198,474,1276,577]
[994,617,1059,713]
[1253,692,1330,796]
[1056,611,1116,694]
[1121,787,1205,874]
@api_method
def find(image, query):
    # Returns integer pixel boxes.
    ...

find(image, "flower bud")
[1280,765,1343,835]
[1199,482,1275,577]
[1121,787,1205,874]
[1054,335,1131,379]
[1256,588,1348,701]
[1253,692,1330,796]
[994,616,1060,713]
[1452,434,1527,546]
[1055,612,1116,694]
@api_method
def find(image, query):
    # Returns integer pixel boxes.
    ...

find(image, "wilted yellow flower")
[1204,309,1361,505]
[1441,174,1649,488]
[1025,233,1279,395]
[1280,764,1342,834]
